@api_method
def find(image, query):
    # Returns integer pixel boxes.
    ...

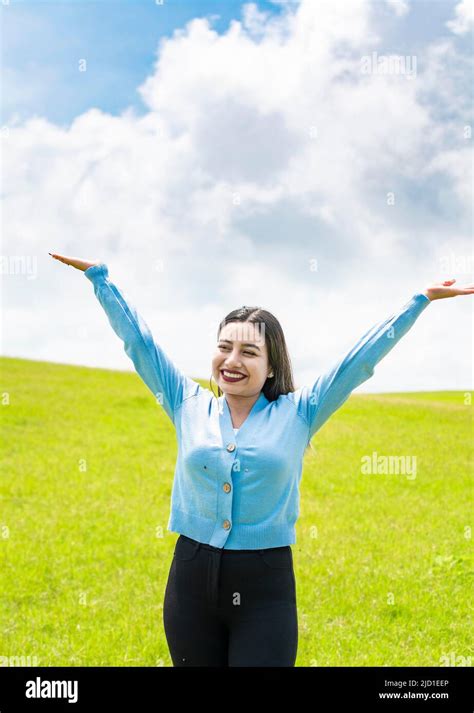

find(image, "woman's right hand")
[48,253,101,272]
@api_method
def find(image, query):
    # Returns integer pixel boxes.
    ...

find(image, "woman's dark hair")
[209,305,315,454]
[210,305,294,401]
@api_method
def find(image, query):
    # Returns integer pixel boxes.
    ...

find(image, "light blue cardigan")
[84,263,431,549]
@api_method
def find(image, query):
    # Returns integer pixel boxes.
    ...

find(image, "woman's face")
[211,320,273,396]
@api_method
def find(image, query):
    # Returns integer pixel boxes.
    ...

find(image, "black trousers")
[163,534,298,667]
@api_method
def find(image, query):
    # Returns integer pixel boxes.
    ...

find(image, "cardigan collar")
[218,390,269,444]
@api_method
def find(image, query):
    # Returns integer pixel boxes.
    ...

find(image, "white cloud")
[385,0,410,17]
[241,2,272,37]
[446,0,474,35]
[2,0,472,391]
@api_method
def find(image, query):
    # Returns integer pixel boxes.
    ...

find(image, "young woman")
[49,252,473,666]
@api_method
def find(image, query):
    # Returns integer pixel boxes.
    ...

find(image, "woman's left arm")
[297,278,473,442]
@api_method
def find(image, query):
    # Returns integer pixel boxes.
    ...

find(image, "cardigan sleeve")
[294,292,431,442]
[84,262,200,425]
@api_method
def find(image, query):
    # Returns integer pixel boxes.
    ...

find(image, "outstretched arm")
[296,277,473,443]
[298,293,431,442]
[49,253,200,425]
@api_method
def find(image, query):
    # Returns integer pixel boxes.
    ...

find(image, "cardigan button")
[223,520,231,529]
[226,443,236,452]
[223,482,231,493]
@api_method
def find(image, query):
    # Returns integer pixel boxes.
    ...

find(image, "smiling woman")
[210,304,294,414]
[49,252,473,667]
[209,306,318,449]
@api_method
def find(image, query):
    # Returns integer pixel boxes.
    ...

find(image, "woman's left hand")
[423,279,474,301]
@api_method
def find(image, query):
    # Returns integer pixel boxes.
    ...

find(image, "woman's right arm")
[49,254,200,425]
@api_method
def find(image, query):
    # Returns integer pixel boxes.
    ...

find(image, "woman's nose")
[224,355,243,367]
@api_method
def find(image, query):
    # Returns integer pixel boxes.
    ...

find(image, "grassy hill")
[0,356,471,666]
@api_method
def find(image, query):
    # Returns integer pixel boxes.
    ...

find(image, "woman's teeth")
[221,370,247,382]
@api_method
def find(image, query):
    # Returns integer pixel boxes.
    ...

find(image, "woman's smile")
[220,369,248,383]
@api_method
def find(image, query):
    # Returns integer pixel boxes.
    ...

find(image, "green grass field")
[1,356,472,666]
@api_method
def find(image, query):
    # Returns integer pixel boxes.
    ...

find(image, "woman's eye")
[218,345,255,356]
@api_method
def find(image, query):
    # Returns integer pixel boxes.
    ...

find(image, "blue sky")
[2,0,470,126]
[2,0,288,125]
[2,0,473,393]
